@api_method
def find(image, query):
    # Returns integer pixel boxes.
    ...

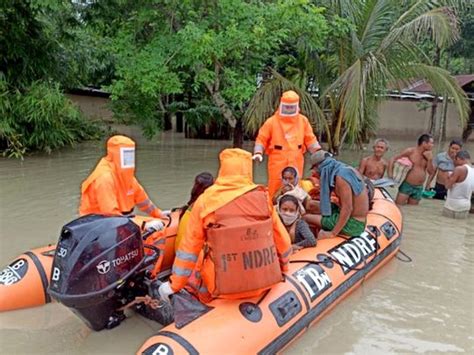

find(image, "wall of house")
[66,94,114,122]
[66,94,469,141]
[376,99,464,139]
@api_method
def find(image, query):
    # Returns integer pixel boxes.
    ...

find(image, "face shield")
[279,102,299,117]
[120,147,135,169]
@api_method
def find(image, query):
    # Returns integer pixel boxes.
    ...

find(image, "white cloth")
[445,164,474,212]
[158,281,174,303]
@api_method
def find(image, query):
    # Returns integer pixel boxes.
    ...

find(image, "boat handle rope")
[290,257,368,272]
[394,249,412,262]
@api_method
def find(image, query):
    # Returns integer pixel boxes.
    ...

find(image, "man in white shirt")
[443,150,474,219]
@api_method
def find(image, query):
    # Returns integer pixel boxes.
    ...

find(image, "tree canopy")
[1,0,471,157]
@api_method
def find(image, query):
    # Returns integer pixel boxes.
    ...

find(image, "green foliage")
[100,0,328,138]
[245,0,470,153]
[0,80,103,158]
[0,0,107,158]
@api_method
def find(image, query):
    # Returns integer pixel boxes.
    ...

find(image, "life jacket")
[204,187,282,297]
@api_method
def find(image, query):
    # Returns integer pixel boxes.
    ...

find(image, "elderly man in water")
[358,138,389,180]
[305,150,369,239]
[388,133,435,206]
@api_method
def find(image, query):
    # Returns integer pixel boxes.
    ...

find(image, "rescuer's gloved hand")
[158,281,175,303]
[252,153,263,163]
[145,219,165,232]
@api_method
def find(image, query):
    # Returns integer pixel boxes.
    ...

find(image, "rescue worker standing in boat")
[252,90,321,198]
[157,148,292,303]
[79,135,167,231]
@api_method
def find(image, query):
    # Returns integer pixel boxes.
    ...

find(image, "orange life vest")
[204,188,282,297]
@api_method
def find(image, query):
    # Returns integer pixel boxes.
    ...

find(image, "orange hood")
[199,148,258,217]
[81,135,136,207]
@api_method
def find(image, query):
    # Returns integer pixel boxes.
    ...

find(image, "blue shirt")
[433,152,454,172]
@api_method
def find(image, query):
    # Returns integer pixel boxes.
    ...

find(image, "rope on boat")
[394,249,412,262]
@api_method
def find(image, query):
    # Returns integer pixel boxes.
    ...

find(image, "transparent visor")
[279,103,298,116]
[120,147,135,169]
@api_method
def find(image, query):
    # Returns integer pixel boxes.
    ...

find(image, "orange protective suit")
[79,135,162,218]
[170,148,292,303]
[254,91,320,197]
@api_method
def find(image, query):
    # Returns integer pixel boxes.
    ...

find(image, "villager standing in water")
[358,138,389,180]
[426,139,463,200]
[388,134,435,205]
[443,150,474,219]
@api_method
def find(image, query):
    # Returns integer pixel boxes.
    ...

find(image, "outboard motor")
[48,215,154,331]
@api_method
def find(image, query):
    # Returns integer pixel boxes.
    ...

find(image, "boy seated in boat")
[387,133,435,206]
[358,138,389,180]
[304,150,369,239]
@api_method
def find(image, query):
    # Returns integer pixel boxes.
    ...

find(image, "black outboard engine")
[48,215,152,331]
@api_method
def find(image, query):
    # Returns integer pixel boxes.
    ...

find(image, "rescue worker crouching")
[157,148,292,304]
[252,90,321,198]
[79,135,168,233]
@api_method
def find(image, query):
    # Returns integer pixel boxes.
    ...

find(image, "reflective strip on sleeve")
[254,144,264,154]
[155,238,166,245]
[136,199,151,208]
[176,250,198,263]
[279,247,292,259]
[172,265,193,277]
[144,204,157,214]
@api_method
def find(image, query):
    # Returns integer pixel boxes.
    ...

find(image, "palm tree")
[244,0,470,154]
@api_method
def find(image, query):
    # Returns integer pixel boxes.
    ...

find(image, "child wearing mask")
[277,194,316,251]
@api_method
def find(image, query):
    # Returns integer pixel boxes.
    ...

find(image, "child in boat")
[388,134,435,205]
[272,166,310,210]
[358,138,389,180]
[175,172,214,250]
[277,194,316,251]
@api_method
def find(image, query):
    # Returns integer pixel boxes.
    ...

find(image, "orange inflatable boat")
[0,213,180,312]
[138,188,402,354]
[0,245,56,311]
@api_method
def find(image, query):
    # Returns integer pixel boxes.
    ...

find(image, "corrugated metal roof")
[407,74,474,93]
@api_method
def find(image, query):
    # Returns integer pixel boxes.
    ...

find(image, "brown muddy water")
[0,130,473,354]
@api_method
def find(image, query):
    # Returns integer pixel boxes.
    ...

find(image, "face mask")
[280,212,298,226]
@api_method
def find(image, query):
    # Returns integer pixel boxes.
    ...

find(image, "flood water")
[1,129,473,354]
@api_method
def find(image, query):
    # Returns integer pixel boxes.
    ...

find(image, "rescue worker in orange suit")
[157,148,292,303]
[79,135,168,232]
[253,90,321,198]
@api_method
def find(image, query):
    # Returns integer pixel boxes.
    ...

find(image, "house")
[376,74,474,141]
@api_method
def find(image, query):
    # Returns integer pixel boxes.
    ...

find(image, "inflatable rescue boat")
[138,188,402,354]
[0,213,180,312]
[2,187,402,354]
[0,245,56,311]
